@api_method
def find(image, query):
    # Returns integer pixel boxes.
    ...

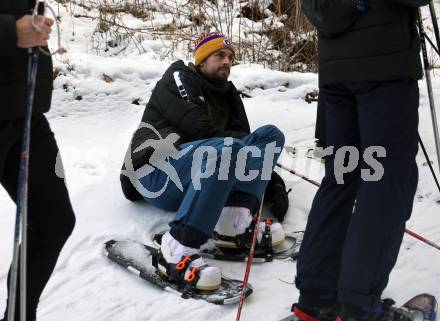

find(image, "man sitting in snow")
[120,33,290,291]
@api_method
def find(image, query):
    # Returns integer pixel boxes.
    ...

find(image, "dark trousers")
[1,114,76,321]
[296,79,419,307]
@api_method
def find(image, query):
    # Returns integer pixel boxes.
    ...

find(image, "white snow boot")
[157,231,222,291]
[213,206,285,249]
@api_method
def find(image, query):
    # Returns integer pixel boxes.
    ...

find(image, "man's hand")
[16,15,54,48]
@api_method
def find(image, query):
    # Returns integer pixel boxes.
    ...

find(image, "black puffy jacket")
[310,0,429,85]
[121,60,251,200]
[0,0,53,120]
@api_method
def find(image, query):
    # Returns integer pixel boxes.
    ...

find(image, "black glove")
[264,171,291,222]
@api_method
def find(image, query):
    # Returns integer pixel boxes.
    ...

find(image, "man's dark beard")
[194,64,229,87]
[204,68,229,85]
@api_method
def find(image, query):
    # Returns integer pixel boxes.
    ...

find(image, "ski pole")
[418,9,440,187]
[7,2,45,321]
[419,135,440,193]
[276,163,440,252]
[276,162,321,187]
[404,228,440,251]
[429,1,440,55]
[236,194,265,321]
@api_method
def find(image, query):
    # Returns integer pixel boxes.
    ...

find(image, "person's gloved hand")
[264,171,291,222]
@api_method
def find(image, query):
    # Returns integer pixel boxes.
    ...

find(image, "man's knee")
[229,138,246,151]
[255,124,285,146]
[212,138,246,157]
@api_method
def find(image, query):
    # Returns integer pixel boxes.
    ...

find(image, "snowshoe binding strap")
[292,303,320,321]
[156,252,205,293]
[153,233,163,246]
[293,303,342,321]
[382,299,414,321]
[212,219,256,249]
[236,218,256,248]
[213,219,274,262]
[260,220,273,262]
[334,299,414,321]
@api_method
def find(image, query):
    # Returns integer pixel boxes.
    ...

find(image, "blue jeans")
[137,125,285,246]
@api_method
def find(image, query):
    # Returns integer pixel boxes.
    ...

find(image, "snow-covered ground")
[2,3,440,321]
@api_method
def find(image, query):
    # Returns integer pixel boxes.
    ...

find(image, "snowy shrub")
[54,0,318,72]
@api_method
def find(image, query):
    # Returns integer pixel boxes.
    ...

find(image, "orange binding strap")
[176,256,191,271]
[186,267,198,283]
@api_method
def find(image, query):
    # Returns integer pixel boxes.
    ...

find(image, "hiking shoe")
[157,231,221,291]
[337,299,414,321]
[213,206,285,249]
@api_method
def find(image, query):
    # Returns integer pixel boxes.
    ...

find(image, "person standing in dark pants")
[291,1,429,321]
[1,1,76,320]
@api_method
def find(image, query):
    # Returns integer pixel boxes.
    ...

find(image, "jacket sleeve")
[0,14,17,56]
[225,118,249,139]
[154,76,245,142]
[389,0,430,7]
[225,105,250,138]
[224,87,251,138]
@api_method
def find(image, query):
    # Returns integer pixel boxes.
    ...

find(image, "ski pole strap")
[32,0,46,30]
[31,0,66,56]
[173,71,190,102]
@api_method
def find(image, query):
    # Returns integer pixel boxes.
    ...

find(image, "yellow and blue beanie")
[194,33,235,66]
